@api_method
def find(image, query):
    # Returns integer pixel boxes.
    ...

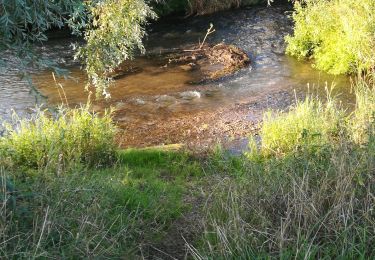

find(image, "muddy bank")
[115,88,297,150]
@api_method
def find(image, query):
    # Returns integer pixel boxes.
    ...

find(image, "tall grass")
[350,76,375,144]
[0,148,200,258]
[192,80,375,258]
[0,106,117,173]
[259,89,344,157]
[0,167,142,258]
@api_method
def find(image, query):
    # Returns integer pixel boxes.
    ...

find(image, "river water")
[0,5,354,148]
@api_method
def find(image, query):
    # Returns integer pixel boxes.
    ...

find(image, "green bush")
[286,0,375,75]
[152,0,189,16]
[0,106,117,172]
[76,0,156,97]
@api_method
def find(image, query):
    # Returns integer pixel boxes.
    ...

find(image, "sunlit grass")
[258,91,344,156]
[350,76,375,144]
[0,105,117,173]
[193,79,375,259]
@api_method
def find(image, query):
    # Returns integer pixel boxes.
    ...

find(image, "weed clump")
[259,92,344,156]
[0,106,117,173]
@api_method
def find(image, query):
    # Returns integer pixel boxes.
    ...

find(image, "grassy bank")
[1,79,374,258]
[192,79,375,258]
[1,149,201,258]
[0,107,202,257]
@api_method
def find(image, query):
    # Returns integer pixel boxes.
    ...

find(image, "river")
[0,4,354,150]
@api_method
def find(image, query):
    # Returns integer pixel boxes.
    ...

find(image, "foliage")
[152,0,189,16]
[152,0,267,16]
[286,0,375,75]
[0,0,84,72]
[0,0,155,97]
[76,0,156,98]
[0,106,117,173]
[192,81,375,259]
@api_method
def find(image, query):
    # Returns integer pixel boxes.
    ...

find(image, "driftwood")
[169,43,250,80]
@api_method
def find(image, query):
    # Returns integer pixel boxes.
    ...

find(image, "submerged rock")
[179,91,201,100]
[134,98,146,105]
[156,95,177,103]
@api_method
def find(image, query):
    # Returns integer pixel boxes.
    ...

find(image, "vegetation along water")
[0,0,374,258]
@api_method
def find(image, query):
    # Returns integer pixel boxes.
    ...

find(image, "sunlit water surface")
[0,5,354,147]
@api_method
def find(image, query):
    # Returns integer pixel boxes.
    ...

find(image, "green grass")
[1,81,374,258]
[258,91,344,157]
[191,81,375,259]
[0,106,202,258]
[0,148,202,258]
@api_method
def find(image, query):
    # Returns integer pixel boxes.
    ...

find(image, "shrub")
[0,106,117,173]
[154,0,267,16]
[286,0,375,75]
[152,0,188,16]
[76,0,156,97]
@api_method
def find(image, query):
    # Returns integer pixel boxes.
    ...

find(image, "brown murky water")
[0,5,355,149]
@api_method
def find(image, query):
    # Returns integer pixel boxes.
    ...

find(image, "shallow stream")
[0,4,354,149]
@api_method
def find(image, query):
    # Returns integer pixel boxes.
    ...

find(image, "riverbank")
[1,0,374,258]
[1,80,374,258]
[14,4,350,151]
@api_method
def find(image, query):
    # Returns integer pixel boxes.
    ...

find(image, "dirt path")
[142,183,206,260]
